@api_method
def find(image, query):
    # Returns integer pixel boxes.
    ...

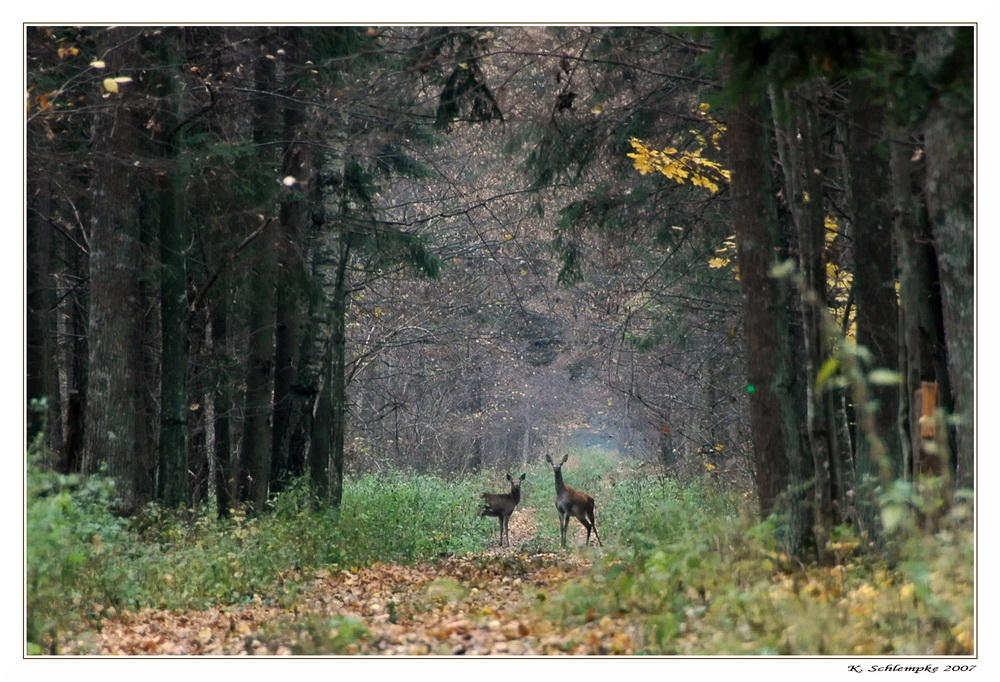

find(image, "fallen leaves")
[82,508,631,656]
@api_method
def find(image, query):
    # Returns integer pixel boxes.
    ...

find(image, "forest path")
[92,506,635,655]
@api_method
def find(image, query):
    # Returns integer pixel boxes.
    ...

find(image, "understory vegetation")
[27,443,972,656]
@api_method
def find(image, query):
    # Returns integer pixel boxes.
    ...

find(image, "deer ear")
[545,454,553,464]
[519,473,526,481]
[560,454,569,464]
[506,472,513,481]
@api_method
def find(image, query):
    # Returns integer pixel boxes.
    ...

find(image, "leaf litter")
[85,508,638,655]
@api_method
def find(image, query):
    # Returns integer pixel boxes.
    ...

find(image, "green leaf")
[816,356,840,389]
[769,258,796,279]
[880,503,907,534]
[868,368,902,385]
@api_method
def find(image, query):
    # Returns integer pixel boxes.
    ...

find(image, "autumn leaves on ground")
[30,449,973,656]
[98,511,623,655]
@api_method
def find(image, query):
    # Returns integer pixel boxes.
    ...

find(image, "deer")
[545,454,603,548]
[479,473,526,547]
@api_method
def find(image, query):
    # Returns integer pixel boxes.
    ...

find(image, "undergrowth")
[25,451,494,654]
[26,443,974,657]
[545,465,974,656]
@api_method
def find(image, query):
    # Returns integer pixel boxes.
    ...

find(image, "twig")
[189,216,274,313]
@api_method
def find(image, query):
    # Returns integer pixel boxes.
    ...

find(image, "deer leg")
[588,510,602,546]
[559,511,569,547]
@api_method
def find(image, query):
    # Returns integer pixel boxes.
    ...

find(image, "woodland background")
[23,24,976,658]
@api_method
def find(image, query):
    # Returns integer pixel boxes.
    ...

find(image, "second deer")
[479,472,525,547]
[545,454,603,547]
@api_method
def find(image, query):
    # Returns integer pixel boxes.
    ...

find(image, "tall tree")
[917,26,975,487]
[82,27,152,512]
[270,28,313,493]
[236,42,281,510]
[845,73,901,533]
[156,30,191,507]
[770,82,838,562]
[725,85,804,525]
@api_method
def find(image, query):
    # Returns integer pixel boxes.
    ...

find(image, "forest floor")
[89,509,635,655]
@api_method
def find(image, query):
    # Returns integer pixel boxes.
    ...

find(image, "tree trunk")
[845,77,902,535]
[237,47,280,510]
[726,86,804,530]
[889,119,950,484]
[770,84,837,564]
[83,27,150,513]
[212,300,234,518]
[271,30,309,492]
[157,35,190,507]
[315,236,352,508]
[918,27,975,488]
[26,168,55,446]
[64,244,89,474]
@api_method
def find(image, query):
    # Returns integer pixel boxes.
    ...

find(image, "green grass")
[26,445,973,657]
[542,457,974,656]
[25,459,498,653]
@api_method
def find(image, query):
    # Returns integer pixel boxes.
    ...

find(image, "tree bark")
[237,46,280,510]
[889,120,950,484]
[918,27,975,488]
[770,84,837,563]
[726,87,804,528]
[312,235,352,507]
[845,77,902,535]
[83,27,150,513]
[271,29,309,492]
[26,168,54,445]
[157,33,190,507]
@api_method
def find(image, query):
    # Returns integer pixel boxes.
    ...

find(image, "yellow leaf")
[90,60,106,69]
[868,368,902,386]
[708,257,730,269]
[816,356,840,389]
[714,444,725,451]
[103,78,118,93]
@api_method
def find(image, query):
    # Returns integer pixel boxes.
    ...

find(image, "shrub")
[25,467,495,652]
[544,472,973,655]
[26,452,123,653]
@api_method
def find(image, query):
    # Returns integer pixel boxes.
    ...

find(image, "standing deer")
[545,454,602,547]
[479,473,526,547]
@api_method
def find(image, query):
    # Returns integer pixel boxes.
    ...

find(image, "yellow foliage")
[626,104,729,196]
[824,216,855,338]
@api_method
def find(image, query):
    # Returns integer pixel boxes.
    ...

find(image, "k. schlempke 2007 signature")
[846,664,976,674]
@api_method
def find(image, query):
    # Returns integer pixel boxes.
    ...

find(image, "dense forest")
[25,25,974,658]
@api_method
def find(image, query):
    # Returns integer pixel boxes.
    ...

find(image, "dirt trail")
[89,507,636,655]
